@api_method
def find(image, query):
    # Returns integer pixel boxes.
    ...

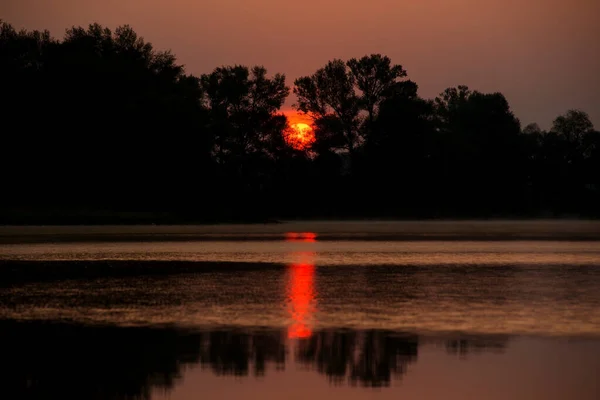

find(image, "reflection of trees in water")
[444,334,509,357]
[197,329,286,376]
[0,320,511,398]
[0,320,203,400]
[296,329,419,387]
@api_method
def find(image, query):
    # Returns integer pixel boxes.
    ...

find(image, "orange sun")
[284,115,316,151]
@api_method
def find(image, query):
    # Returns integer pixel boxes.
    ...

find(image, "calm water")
[1,221,599,399]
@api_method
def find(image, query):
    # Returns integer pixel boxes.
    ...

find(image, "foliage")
[0,20,598,221]
[293,54,407,156]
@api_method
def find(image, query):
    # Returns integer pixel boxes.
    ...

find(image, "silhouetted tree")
[529,110,600,214]
[0,22,210,219]
[50,24,208,209]
[552,110,594,145]
[200,65,290,218]
[294,59,361,155]
[293,55,411,217]
[294,54,407,158]
[201,65,289,164]
[433,86,523,215]
[0,21,56,208]
[347,54,407,129]
[0,18,598,221]
[360,80,437,215]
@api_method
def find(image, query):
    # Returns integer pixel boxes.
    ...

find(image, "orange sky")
[3,0,599,128]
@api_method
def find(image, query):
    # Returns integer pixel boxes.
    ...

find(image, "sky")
[3,0,599,129]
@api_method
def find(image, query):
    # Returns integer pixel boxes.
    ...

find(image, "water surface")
[1,221,599,399]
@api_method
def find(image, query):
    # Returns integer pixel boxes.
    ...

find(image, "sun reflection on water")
[284,232,317,242]
[285,234,317,339]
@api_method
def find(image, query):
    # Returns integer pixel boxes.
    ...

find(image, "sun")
[284,122,316,151]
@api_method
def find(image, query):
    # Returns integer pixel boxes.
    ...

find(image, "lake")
[1,221,599,399]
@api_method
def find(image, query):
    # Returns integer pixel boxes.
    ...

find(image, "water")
[1,221,599,399]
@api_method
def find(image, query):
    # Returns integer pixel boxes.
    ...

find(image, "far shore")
[1,220,600,244]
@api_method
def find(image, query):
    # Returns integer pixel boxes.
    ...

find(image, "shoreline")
[1,220,600,244]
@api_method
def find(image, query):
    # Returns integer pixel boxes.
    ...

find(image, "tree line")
[1,21,598,222]
[0,319,510,397]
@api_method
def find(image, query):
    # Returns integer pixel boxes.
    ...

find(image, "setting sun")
[283,115,316,151]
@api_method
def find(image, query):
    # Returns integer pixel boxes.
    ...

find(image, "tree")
[0,22,210,216]
[357,80,437,215]
[531,110,600,214]
[294,59,360,154]
[522,123,544,136]
[551,109,594,146]
[52,24,209,209]
[367,80,433,150]
[2,18,600,220]
[433,86,523,214]
[347,54,407,127]
[201,65,289,163]
[200,65,290,217]
[293,55,408,156]
[434,86,521,159]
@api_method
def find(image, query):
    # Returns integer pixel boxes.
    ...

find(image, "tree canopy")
[1,21,598,222]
